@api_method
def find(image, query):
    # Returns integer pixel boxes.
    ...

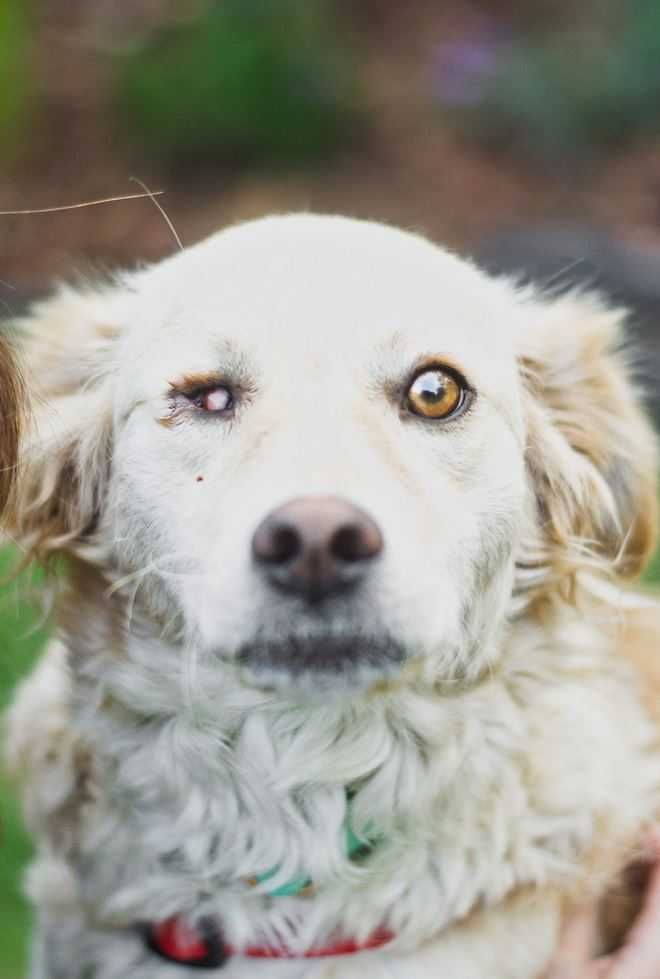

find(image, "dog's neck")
[58,571,660,955]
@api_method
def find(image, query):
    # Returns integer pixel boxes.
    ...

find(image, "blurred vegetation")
[433,0,660,163]
[0,0,30,162]
[116,0,361,168]
[0,552,49,979]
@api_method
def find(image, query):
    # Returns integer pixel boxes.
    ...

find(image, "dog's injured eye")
[193,386,233,413]
[406,367,466,420]
[169,380,234,415]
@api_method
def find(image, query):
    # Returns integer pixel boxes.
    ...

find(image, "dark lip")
[235,634,407,678]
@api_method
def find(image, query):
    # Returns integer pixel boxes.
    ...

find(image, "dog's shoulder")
[612,598,660,725]
[5,640,92,848]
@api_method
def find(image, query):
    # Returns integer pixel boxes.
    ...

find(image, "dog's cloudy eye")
[406,368,465,420]
[195,386,233,413]
[165,376,237,425]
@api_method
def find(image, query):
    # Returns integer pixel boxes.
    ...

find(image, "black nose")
[252,496,383,603]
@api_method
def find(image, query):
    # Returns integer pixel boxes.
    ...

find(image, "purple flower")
[430,28,511,106]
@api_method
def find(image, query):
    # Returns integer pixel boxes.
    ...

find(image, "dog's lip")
[231,633,407,678]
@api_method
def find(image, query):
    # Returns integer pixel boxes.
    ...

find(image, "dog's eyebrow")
[167,370,229,394]
[167,349,256,396]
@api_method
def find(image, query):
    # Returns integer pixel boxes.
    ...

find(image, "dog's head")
[8,216,657,696]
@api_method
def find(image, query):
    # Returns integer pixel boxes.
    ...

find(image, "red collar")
[147,916,394,968]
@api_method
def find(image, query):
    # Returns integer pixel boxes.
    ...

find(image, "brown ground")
[2,1,660,298]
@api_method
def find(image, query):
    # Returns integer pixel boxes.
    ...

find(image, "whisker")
[0,190,165,216]
[151,565,205,581]
[540,257,591,293]
[149,550,205,581]
[124,573,146,636]
[159,610,184,642]
[0,527,27,555]
[130,177,183,252]
[106,563,156,598]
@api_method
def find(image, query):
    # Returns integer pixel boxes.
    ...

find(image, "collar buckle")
[146,917,228,970]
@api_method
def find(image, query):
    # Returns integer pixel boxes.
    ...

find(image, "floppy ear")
[518,291,658,602]
[0,335,25,517]
[7,285,123,562]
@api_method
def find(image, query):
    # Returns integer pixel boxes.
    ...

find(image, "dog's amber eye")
[406,368,465,420]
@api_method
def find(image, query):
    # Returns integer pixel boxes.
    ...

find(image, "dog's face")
[108,216,528,693]
[11,216,658,697]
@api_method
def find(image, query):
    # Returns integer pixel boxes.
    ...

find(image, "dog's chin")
[227,634,408,697]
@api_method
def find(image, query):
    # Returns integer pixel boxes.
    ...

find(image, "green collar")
[250,790,380,898]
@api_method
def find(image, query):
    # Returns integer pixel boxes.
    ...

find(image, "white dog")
[6,214,660,979]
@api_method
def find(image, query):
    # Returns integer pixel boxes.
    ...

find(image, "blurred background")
[3,1,660,976]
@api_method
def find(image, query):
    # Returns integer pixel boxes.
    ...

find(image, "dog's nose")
[252,496,383,603]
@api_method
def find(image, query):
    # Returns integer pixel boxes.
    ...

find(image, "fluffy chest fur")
[17,610,659,978]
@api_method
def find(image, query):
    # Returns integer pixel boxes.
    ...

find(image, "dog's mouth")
[231,633,408,692]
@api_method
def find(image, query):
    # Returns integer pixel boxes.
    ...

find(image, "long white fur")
[5,215,660,978]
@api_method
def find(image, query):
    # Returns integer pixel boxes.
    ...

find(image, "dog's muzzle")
[236,633,407,680]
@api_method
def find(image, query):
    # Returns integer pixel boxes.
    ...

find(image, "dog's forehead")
[127,215,522,391]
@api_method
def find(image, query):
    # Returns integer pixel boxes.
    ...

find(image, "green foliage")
[116,0,360,168]
[438,0,660,162]
[643,543,660,586]
[0,768,33,978]
[0,552,47,711]
[0,549,49,979]
[0,0,30,161]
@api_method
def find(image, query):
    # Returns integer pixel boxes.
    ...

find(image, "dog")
[5,214,660,979]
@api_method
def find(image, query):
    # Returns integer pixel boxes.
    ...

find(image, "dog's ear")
[0,335,25,518]
[519,291,658,600]
[7,286,123,562]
